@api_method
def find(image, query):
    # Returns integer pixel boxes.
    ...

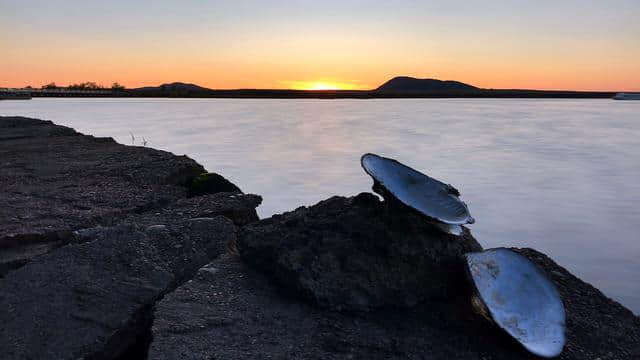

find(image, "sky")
[1,1,639,91]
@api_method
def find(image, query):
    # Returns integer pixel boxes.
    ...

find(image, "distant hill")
[133,82,212,93]
[376,76,477,92]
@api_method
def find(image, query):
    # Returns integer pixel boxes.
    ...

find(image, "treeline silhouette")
[40,82,125,90]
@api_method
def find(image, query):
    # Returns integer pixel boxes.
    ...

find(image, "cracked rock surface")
[0,117,262,359]
[0,116,257,275]
[0,116,204,238]
[0,217,235,359]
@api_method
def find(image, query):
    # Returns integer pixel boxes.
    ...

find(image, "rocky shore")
[0,116,638,359]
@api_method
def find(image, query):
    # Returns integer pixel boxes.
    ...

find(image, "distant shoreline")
[1,76,622,99]
[2,89,617,99]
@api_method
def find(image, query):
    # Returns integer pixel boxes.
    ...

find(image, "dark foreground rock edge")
[0,116,259,276]
[0,217,235,359]
[0,117,262,359]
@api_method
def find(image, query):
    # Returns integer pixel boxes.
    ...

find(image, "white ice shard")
[465,248,566,358]
[360,153,474,225]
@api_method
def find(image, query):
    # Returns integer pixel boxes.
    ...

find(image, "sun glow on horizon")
[307,82,340,90]
[280,80,369,91]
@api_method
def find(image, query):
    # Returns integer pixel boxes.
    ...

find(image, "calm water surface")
[2,98,639,314]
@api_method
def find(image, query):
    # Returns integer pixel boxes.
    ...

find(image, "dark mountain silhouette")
[58,79,612,98]
[376,76,477,92]
[130,82,215,97]
[133,82,212,92]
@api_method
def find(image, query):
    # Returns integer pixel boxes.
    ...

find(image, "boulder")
[238,192,482,311]
[0,216,235,359]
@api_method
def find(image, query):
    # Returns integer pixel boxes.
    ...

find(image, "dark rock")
[238,192,482,311]
[150,251,639,359]
[145,224,168,233]
[0,116,204,266]
[187,172,242,197]
[514,248,640,360]
[0,116,257,275]
[113,192,262,228]
[0,230,74,276]
[0,117,78,140]
[0,117,261,358]
[0,216,235,360]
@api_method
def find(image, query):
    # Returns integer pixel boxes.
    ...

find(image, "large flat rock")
[0,116,205,239]
[150,250,639,360]
[0,116,259,275]
[0,216,235,360]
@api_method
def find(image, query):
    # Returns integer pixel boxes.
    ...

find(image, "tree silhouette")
[67,82,104,90]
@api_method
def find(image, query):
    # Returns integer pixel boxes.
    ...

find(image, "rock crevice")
[0,217,237,359]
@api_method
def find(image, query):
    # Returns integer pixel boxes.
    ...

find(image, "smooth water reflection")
[2,98,639,314]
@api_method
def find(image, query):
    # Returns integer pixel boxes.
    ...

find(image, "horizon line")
[1,83,636,93]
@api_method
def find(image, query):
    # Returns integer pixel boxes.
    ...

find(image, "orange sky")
[1,1,639,91]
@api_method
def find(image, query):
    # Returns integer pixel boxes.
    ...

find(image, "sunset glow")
[1,1,639,91]
[305,82,345,91]
[282,81,369,91]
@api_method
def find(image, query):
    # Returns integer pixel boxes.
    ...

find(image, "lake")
[2,98,639,314]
